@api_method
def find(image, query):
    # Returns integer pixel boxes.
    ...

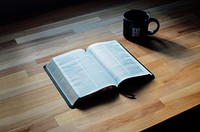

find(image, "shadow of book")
[76,86,119,110]
[118,75,155,99]
[77,75,154,109]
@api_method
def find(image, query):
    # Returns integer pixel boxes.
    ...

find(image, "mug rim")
[123,9,151,22]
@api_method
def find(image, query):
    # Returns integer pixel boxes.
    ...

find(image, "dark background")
[0,0,94,25]
[143,104,200,131]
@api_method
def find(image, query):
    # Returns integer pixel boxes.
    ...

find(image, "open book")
[44,40,154,108]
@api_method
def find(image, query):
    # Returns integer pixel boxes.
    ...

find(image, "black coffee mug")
[123,10,160,41]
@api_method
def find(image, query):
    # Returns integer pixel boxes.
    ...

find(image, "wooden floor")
[0,0,200,131]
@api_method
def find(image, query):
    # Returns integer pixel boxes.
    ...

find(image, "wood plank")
[0,0,200,131]
[0,72,51,101]
[15,17,101,44]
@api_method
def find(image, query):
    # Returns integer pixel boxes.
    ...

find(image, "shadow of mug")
[123,9,160,42]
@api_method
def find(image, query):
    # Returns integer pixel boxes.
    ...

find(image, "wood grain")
[0,0,200,131]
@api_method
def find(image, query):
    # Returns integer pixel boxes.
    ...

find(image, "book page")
[51,49,116,98]
[86,40,151,85]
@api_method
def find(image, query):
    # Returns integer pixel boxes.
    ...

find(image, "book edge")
[43,65,75,109]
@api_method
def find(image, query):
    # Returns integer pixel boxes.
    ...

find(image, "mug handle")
[148,18,160,35]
